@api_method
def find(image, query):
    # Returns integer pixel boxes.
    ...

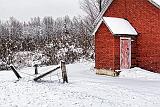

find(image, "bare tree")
[80,0,110,24]
[80,0,110,59]
[80,0,99,24]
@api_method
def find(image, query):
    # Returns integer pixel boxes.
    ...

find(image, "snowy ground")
[0,62,160,107]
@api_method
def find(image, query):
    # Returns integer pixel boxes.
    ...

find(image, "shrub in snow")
[0,59,9,70]
[12,51,49,68]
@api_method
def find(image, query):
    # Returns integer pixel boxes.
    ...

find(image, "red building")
[93,0,160,74]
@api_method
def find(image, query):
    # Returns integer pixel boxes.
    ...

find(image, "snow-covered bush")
[12,51,49,68]
[0,59,8,70]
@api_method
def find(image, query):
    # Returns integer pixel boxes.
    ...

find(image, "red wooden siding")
[114,37,120,70]
[95,0,160,73]
[95,23,115,70]
[131,37,137,68]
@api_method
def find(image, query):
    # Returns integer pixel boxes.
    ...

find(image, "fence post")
[34,64,38,75]
[61,61,68,83]
[10,65,22,79]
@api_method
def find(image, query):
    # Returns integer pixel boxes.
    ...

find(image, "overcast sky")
[0,0,86,21]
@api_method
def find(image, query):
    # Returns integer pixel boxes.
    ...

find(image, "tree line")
[0,16,94,69]
[0,0,107,70]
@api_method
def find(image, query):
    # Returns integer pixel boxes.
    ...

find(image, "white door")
[120,37,131,69]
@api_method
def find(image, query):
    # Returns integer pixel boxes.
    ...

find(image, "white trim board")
[148,0,160,9]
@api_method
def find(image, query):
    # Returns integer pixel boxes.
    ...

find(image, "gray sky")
[0,0,86,21]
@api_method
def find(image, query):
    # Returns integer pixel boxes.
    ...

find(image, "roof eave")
[93,0,113,26]
[114,34,138,36]
[92,19,103,36]
[148,0,160,9]
[92,0,113,36]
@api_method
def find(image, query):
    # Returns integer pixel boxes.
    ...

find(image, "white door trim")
[120,37,131,69]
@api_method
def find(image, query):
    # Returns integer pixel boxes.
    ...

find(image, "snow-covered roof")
[148,0,160,9]
[103,17,138,35]
[92,17,138,36]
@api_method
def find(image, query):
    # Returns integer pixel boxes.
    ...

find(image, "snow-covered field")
[0,62,160,107]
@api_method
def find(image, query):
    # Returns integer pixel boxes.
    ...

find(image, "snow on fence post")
[10,65,22,79]
[34,64,38,75]
[61,61,68,83]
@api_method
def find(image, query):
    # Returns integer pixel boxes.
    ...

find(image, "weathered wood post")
[34,64,38,75]
[61,61,68,83]
[10,65,22,79]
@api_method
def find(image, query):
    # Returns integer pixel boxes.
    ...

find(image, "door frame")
[120,37,131,69]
